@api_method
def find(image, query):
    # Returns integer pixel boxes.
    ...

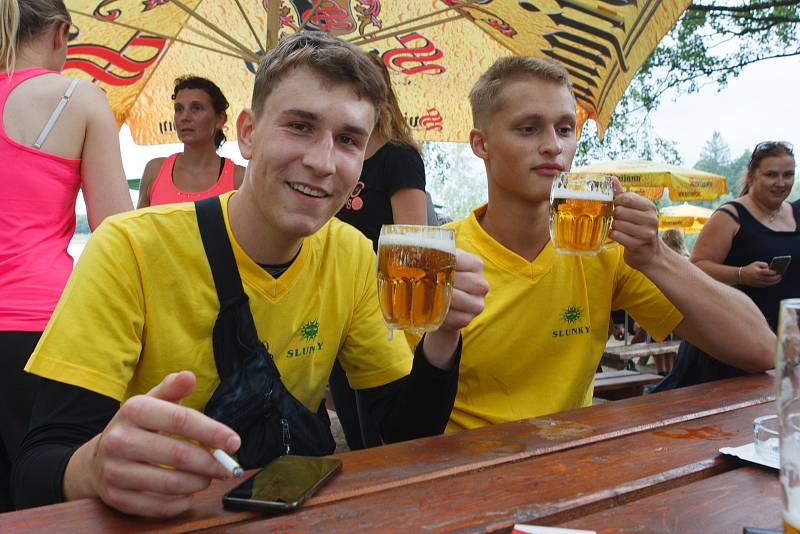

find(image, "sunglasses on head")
[748,141,794,168]
[751,141,794,155]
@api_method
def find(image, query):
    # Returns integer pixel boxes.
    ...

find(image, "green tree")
[690,131,755,204]
[575,91,682,166]
[594,0,799,149]
[694,132,732,176]
[693,131,750,196]
[422,142,487,221]
[727,150,751,196]
[579,0,799,172]
[640,0,800,106]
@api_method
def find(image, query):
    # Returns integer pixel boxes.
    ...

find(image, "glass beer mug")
[376,225,456,338]
[549,172,614,256]
[778,299,800,534]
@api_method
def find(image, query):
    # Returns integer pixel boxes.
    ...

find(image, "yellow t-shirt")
[26,192,412,413]
[445,205,683,431]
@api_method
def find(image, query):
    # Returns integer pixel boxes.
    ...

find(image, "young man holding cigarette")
[443,56,775,431]
[13,33,487,517]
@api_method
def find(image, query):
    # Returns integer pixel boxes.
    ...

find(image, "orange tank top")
[149,153,236,206]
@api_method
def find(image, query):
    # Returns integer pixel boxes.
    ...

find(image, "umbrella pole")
[170,0,260,61]
[266,0,280,50]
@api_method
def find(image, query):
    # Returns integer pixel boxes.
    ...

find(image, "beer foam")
[379,231,456,254]
[551,188,613,201]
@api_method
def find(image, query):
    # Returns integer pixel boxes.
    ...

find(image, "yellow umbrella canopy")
[63,0,691,145]
[658,203,714,234]
[573,160,728,201]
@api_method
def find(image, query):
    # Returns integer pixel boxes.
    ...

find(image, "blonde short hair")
[469,56,574,128]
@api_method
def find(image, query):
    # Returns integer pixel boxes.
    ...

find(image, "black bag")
[195,197,335,469]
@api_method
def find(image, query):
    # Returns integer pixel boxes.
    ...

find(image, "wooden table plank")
[602,340,681,370]
[212,402,773,532]
[558,465,781,533]
[0,374,774,533]
[593,371,662,399]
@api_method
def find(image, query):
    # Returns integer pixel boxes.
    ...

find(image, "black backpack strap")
[195,196,245,310]
[196,199,336,463]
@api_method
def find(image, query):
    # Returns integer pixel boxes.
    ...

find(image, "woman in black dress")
[655,141,797,389]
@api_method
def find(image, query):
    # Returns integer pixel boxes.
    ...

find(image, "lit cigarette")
[213,448,244,477]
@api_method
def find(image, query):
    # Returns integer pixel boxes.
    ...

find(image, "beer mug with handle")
[549,172,614,256]
[779,299,800,534]
[376,225,456,338]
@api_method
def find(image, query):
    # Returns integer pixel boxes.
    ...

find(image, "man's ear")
[237,109,255,160]
[469,128,489,160]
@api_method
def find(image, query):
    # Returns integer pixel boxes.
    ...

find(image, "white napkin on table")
[719,442,779,470]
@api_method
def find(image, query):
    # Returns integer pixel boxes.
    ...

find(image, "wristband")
[737,266,743,284]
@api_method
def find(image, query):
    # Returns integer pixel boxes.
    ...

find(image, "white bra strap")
[32,78,79,150]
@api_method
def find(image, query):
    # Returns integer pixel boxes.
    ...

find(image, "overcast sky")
[648,55,799,165]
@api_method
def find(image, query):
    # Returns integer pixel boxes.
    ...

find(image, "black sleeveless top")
[720,200,800,331]
[652,200,800,391]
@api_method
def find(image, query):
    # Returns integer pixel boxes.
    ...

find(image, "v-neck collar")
[464,205,556,283]
[219,192,310,300]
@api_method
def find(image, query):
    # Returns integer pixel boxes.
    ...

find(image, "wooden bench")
[593,369,663,400]
[601,339,681,371]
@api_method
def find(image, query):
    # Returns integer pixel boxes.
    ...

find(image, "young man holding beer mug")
[442,56,775,432]
[12,33,488,518]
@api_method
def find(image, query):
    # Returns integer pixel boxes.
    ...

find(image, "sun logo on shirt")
[561,306,583,324]
[300,320,319,341]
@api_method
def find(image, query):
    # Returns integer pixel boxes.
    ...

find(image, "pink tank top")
[0,68,82,331]
[149,153,236,206]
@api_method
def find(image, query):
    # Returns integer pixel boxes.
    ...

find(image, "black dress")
[336,142,425,251]
[331,142,426,449]
[653,200,800,390]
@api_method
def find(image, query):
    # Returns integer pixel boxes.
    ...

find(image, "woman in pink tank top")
[138,76,245,207]
[0,0,132,512]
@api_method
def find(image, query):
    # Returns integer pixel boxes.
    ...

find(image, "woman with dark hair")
[654,141,798,389]
[335,53,429,248]
[0,0,132,511]
[332,53,429,450]
[137,76,245,207]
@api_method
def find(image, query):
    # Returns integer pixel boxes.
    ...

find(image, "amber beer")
[783,412,800,534]
[376,226,456,336]
[549,173,614,256]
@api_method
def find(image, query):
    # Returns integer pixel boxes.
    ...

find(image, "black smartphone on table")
[222,455,342,513]
[769,255,792,275]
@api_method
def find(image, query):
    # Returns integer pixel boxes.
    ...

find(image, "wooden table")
[594,369,663,400]
[0,373,778,533]
[602,340,681,371]
[558,465,780,533]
